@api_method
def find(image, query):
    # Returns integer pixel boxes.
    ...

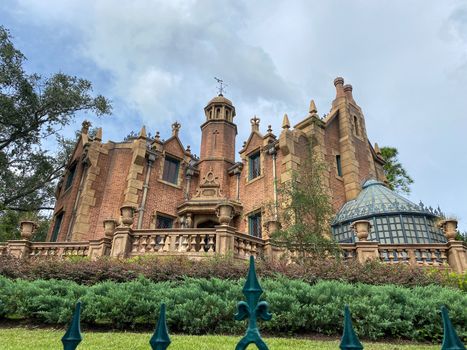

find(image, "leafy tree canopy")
[272,139,340,260]
[380,146,413,194]
[0,25,111,213]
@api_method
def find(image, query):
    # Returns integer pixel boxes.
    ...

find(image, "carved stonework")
[194,168,224,199]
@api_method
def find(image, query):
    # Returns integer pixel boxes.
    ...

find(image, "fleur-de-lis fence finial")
[339,305,363,350]
[62,301,83,350]
[235,256,272,350]
[150,304,171,350]
[441,305,465,350]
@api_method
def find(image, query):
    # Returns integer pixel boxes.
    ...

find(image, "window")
[51,212,64,242]
[353,116,360,137]
[248,212,262,238]
[156,215,174,229]
[336,155,342,177]
[162,156,180,184]
[248,151,261,180]
[65,163,77,190]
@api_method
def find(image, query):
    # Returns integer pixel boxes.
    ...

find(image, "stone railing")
[233,231,265,259]
[0,243,7,256]
[129,229,217,256]
[28,241,90,258]
[378,244,449,266]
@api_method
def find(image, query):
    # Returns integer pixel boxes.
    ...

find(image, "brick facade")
[48,78,387,241]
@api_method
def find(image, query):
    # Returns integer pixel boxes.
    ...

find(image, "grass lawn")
[0,328,440,349]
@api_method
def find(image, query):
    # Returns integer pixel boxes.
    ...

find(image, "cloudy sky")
[1,0,466,230]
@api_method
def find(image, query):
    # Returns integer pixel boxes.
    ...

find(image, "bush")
[0,255,462,290]
[0,276,465,342]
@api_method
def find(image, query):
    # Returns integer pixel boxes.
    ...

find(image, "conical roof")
[332,179,434,225]
[206,94,233,107]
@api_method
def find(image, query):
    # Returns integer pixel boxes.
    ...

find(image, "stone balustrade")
[29,242,90,258]
[129,229,217,256]
[233,231,265,259]
[378,244,449,267]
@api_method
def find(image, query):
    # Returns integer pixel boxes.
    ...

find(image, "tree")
[379,147,414,194]
[272,139,339,260]
[0,26,111,213]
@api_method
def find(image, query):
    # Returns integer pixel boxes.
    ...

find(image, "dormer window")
[248,151,261,180]
[162,156,180,185]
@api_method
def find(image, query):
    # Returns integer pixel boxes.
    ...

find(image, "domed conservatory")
[332,179,447,244]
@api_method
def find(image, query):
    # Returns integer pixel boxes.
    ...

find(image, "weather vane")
[214,77,227,96]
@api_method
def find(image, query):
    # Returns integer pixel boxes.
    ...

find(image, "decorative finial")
[339,305,363,350]
[282,113,290,129]
[150,304,171,350]
[214,77,228,96]
[250,116,260,132]
[94,127,102,142]
[440,306,465,350]
[171,122,181,137]
[155,131,161,142]
[62,301,83,350]
[242,141,247,148]
[186,145,191,154]
[81,120,91,135]
[267,125,272,134]
[235,256,271,350]
[138,126,147,140]
[309,99,317,115]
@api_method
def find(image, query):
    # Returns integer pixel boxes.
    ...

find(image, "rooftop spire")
[138,126,147,140]
[309,99,317,115]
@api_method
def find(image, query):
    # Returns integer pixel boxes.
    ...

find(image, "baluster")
[131,236,140,253]
[148,236,156,252]
[430,249,438,266]
[163,235,170,252]
[251,242,257,257]
[140,236,149,253]
[208,235,215,252]
[238,239,245,256]
[440,249,448,265]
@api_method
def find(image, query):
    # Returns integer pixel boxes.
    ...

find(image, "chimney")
[344,84,356,104]
[334,77,345,99]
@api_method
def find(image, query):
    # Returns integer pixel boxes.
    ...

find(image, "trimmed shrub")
[0,276,465,342]
[0,255,462,290]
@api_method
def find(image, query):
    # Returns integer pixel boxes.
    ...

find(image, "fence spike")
[61,301,83,350]
[339,305,363,350]
[441,306,465,350]
[234,256,271,350]
[150,303,171,350]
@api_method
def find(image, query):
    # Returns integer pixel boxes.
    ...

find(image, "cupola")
[204,94,236,123]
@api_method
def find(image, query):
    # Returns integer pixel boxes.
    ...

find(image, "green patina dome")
[332,179,446,244]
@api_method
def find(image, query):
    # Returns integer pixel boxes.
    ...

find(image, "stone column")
[215,225,235,254]
[440,219,467,272]
[351,220,379,263]
[88,237,112,260]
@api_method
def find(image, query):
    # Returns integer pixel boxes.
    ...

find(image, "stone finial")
[334,77,345,99]
[155,131,161,143]
[282,113,290,129]
[350,220,372,241]
[103,219,117,238]
[374,142,381,155]
[267,125,273,134]
[94,127,103,142]
[309,99,317,115]
[242,141,247,148]
[120,205,135,227]
[81,120,91,135]
[138,126,147,140]
[171,122,181,137]
[250,116,260,132]
[439,219,458,241]
[185,145,191,154]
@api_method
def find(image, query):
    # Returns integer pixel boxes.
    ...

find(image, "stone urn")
[120,205,135,227]
[265,220,281,239]
[19,220,37,240]
[216,203,234,226]
[439,219,458,241]
[350,220,372,241]
[103,219,117,238]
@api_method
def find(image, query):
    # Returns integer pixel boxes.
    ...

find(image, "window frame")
[248,150,261,180]
[162,155,180,185]
[64,162,77,191]
[248,211,262,238]
[155,214,174,229]
[336,154,343,177]
[51,211,64,242]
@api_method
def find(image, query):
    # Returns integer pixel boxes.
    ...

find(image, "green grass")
[0,328,440,349]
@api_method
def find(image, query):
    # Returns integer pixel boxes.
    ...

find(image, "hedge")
[0,276,465,342]
[0,255,464,290]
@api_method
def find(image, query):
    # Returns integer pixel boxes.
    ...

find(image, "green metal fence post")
[234,255,272,350]
[440,305,465,350]
[339,305,363,350]
[150,303,171,350]
[61,301,83,350]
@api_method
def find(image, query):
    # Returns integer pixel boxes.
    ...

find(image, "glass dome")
[331,179,446,244]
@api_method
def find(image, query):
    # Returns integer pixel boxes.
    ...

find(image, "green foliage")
[380,147,414,194]
[0,276,465,342]
[0,25,111,213]
[272,139,339,259]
